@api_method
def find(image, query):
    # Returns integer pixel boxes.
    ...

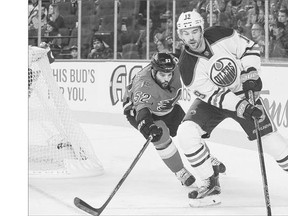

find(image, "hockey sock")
[277,154,288,172]
[155,138,184,173]
[276,147,288,172]
[184,143,214,180]
[262,132,288,172]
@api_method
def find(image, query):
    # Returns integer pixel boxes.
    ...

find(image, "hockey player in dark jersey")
[123,52,226,188]
[176,10,288,207]
[123,52,196,187]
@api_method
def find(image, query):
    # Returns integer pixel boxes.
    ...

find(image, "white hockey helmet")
[177,10,204,32]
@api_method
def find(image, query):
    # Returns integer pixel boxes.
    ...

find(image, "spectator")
[70,45,78,59]
[28,0,39,22]
[217,0,230,13]
[154,34,170,53]
[245,7,258,28]
[205,0,220,14]
[278,8,288,33]
[87,37,113,59]
[51,0,63,3]
[48,3,54,19]
[70,0,78,15]
[96,14,123,56]
[153,33,183,57]
[269,12,278,40]
[157,11,173,38]
[206,11,220,27]
[155,39,169,53]
[230,1,244,28]
[44,21,62,50]
[280,1,288,10]
[251,22,265,56]
[270,21,288,58]
[218,11,231,28]
[270,1,278,15]
[135,17,156,59]
[120,16,140,45]
[153,13,182,54]
[255,0,264,12]
[235,10,252,39]
[29,4,48,30]
[48,4,65,30]
[257,6,265,26]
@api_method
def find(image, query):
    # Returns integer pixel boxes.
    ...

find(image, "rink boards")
[28,62,288,216]
[50,61,288,140]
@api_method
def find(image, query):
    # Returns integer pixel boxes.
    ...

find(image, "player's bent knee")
[177,121,203,151]
[153,120,170,148]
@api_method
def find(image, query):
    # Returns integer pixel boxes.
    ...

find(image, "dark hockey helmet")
[150,52,176,73]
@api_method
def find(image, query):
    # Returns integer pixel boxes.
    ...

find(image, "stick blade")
[74,197,101,216]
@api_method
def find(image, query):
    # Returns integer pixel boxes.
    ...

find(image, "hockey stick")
[74,135,153,216]
[235,89,270,96]
[248,90,272,216]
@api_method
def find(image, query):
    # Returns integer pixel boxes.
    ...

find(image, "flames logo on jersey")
[157,89,182,111]
[210,58,237,87]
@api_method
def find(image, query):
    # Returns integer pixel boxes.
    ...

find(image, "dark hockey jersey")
[123,63,182,116]
[178,26,261,111]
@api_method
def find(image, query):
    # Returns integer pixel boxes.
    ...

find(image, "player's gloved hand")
[236,100,263,120]
[124,111,137,129]
[123,98,138,129]
[241,67,262,98]
[137,119,163,142]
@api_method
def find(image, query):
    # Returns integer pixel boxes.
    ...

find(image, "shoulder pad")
[178,50,198,86]
[204,26,234,45]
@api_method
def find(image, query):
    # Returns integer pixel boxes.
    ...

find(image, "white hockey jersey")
[178,26,261,112]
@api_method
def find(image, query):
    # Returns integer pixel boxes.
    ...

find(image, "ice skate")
[188,174,221,207]
[211,156,226,175]
[175,167,196,187]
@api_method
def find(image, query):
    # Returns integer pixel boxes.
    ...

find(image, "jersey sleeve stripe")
[219,89,231,109]
[212,88,226,107]
[242,52,261,58]
[207,88,221,105]
[241,44,261,58]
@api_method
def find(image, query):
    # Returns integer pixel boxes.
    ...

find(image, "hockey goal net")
[28,46,104,178]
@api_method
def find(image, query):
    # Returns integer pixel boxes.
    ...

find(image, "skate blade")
[185,182,198,189]
[189,194,221,207]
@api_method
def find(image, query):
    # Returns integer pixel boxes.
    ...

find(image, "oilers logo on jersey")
[210,57,237,87]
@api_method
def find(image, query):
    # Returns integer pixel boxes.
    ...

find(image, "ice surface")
[29,124,288,216]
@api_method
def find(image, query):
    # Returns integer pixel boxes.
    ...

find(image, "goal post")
[28,46,104,178]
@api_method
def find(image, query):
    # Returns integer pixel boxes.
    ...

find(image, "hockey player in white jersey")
[123,52,226,188]
[176,10,288,207]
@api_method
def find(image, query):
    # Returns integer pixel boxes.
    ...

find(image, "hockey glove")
[236,100,263,120]
[125,111,138,129]
[241,67,262,98]
[123,97,138,129]
[137,119,163,142]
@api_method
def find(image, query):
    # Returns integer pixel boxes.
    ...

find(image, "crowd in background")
[28,0,288,60]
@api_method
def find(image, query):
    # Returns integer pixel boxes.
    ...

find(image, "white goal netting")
[28,46,104,178]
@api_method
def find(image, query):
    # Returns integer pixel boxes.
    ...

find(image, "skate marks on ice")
[29,124,288,216]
